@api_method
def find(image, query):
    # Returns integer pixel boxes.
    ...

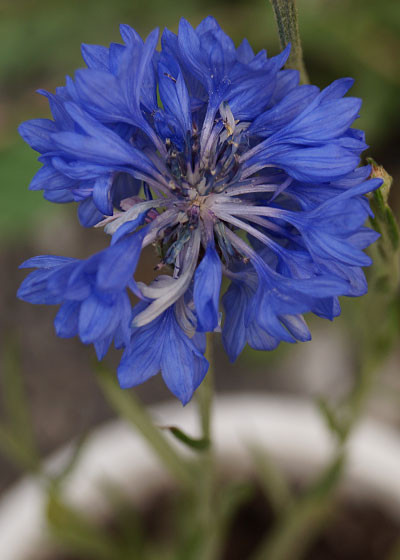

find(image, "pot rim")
[1,393,400,560]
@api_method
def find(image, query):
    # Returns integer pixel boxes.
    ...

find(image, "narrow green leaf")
[0,335,41,472]
[95,362,195,487]
[99,484,146,555]
[166,426,210,451]
[249,446,293,515]
[1,335,39,457]
[51,432,89,489]
[250,454,345,560]
[215,481,255,551]
[47,491,121,560]
[315,397,346,442]
[386,206,400,250]
[0,423,40,472]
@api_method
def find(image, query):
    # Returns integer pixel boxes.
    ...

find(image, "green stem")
[269,0,309,84]
[197,334,214,441]
[250,356,381,560]
[195,333,218,560]
[250,454,345,560]
[96,364,194,488]
[341,359,379,441]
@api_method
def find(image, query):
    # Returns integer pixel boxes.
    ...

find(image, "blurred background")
[0,0,399,513]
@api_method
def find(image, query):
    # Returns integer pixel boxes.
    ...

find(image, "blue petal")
[54,301,80,337]
[97,228,147,292]
[53,103,160,179]
[279,314,311,341]
[81,44,110,70]
[268,69,299,105]
[194,244,222,332]
[178,19,207,87]
[37,90,75,128]
[266,144,360,182]
[236,38,255,64]
[110,212,147,245]
[160,311,208,404]
[247,320,280,351]
[30,165,75,192]
[93,174,114,216]
[118,314,165,388]
[78,198,104,227]
[278,97,362,144]
[19,119,57,153]
[19,255,76,269]
[74,68,131,123]
[112,173,141,207]
[158,64,191,136]
[17,269,64,304]
[119,24,142,46]
[44,189,75,203]
[94,334,114,360]
[305,230,372,266]
[222,281,248,362]
[250,85,319,137]
[78,293,119,344]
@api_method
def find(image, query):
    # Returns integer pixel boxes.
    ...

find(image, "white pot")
[1,394,400,560]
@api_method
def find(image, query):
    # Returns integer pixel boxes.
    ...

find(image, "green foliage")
[0,336,41,473]
[95,362,196,487]
[166,426,210,451]
[250,454,345,560]
[0,143,50,240]
[50,433,89,491]
[47,491,123,560]
[368,159,400,285]
[249,446,293,515]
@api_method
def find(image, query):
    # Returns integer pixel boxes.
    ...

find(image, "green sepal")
[367,157,399,255]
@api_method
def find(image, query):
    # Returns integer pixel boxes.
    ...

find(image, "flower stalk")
[269,0,309,83]
[195,333,218,560]
[96,364,195,488]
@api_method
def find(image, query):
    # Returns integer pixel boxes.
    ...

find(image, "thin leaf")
[315,397,346,442]
[95,361,195,487]
[250,453,345,560]
[165,426,210,451]
[0,423,40,472]
[249,446,293,514]
[46,491,122,560]
[1,335,39,463]
[0,335,41,472]
[51,432,89,489]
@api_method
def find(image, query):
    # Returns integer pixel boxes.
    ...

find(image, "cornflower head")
[18,17,381,404]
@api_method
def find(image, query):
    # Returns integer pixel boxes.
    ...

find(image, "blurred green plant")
[0,336,41,473]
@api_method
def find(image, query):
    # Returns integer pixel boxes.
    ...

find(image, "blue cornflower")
[18,17,381,404]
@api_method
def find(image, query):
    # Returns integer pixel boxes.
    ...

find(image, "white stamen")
[133,228,201,327]
[103,199,169,235]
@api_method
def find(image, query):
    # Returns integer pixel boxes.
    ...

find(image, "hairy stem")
[269,0,309,84]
